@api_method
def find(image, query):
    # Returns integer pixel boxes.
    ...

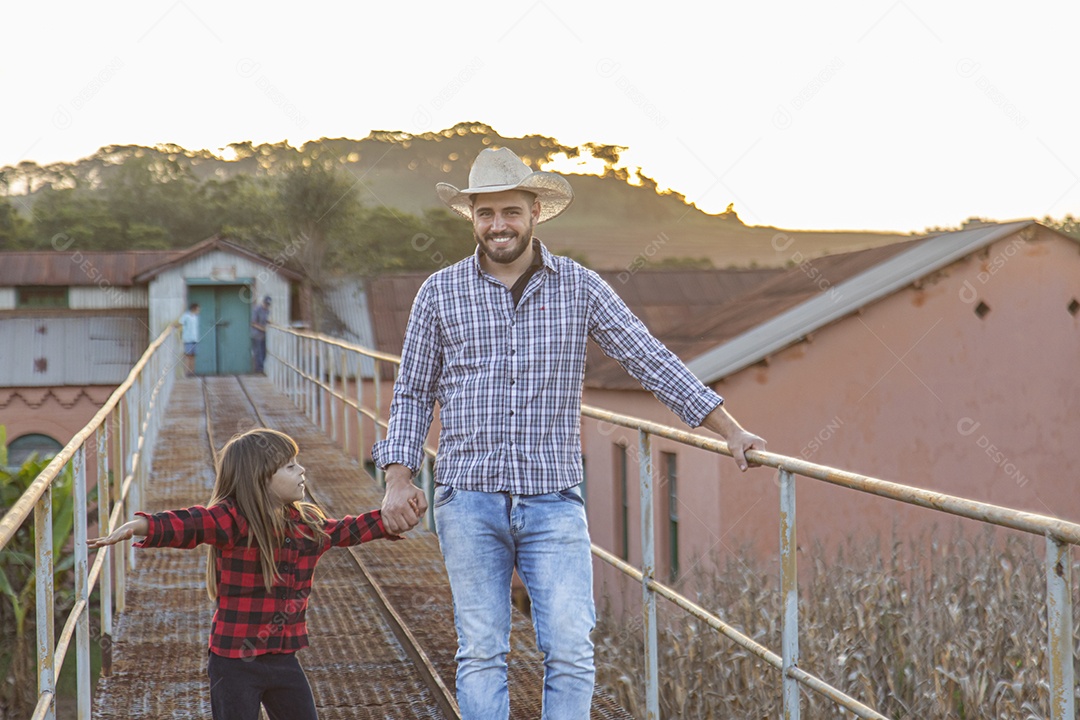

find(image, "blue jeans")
[252,336,266,373]
[434,485,596,720]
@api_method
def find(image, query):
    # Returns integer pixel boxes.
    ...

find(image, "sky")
[3,1,1078,233]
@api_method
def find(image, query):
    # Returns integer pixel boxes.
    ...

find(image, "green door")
[187,284,253,375]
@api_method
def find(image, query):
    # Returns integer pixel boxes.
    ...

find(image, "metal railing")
[582,408,1079,720]
[266,325,1078,720]
[0,325,178,720]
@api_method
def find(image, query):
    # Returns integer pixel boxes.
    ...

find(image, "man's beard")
[476,223,534,265]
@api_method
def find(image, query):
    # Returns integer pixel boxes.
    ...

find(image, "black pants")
[207,651,318,720]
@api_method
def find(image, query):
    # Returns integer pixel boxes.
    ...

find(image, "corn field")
[594,528,1080,719]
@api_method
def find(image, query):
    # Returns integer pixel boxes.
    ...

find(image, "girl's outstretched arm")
[88,517,149,549]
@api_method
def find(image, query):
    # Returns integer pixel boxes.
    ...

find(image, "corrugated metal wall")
[69,286,148,310]
[0,316,149,386]
[323,280,376,378]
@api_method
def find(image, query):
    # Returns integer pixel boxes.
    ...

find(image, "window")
[6,433,63,468]
[662,452,680,582]
[17,286,69,308]
[614,443,629,561]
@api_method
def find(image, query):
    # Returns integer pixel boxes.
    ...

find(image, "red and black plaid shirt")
[135,498,389,658]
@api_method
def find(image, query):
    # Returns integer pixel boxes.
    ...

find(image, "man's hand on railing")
[381,465,429,534]
[701,405,767,472]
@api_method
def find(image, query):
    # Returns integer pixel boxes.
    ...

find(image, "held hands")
[88,518,147,549]
[381,465,429,535]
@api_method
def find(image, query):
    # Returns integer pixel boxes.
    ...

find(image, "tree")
[31,187,127,249]
[1043,214,1080,240]
[278,160,363,331]
[0,196,30,250]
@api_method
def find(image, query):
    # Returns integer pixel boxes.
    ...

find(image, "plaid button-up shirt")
[372,242,723,494]
[135,498,388,658]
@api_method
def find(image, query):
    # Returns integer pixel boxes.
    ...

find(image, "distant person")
[88,428,398,720]
[179,303,200,377]
[251,295,272,374]
[375,147,767,719]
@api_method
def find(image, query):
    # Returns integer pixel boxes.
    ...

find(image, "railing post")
[328,342,337,442]
[374,361,384,487]
[311,338,317,422]
[340,347,349,455]
[98,424,114,677]
[308,337,317,423]
[112,411,126,612]
[286,331,295,402]
[320,340,329,435]
[639,429,659,719]
[293,332,300,405]
[1046,535,1075,720]
[302,336,308,415]
[125,392,137,571]
[280,330,289,397]
[295,332,301,406]
[356,356,365,467]
[73,447,91,719]
[35,481,56,720]
[300,336,307,414]
[779,468,800,720]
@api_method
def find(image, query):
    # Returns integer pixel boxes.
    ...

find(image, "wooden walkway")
[92,376,630,719]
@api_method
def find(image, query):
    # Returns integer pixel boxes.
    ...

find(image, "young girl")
[89,428,396,720]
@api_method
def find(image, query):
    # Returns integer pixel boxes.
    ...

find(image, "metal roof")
[584,239,924,389]
[686,220,1038,384]
[132,234,304,282]
[0,236,305,287]
[0,250,180,286]
[595,267,783,339]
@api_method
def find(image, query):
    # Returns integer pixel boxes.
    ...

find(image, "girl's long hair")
[204,428,329,599]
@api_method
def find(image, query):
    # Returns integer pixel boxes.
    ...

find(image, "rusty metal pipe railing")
[583,404,1078,720]
[583,405,1080,546]
[2,324,177,720]
[266,326,1078,720]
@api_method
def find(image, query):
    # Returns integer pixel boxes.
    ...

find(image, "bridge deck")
[92,376,630,719]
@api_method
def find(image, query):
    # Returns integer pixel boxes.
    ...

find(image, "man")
[179,302,200,377]
[374,148,765,719]
[251,295,271,374]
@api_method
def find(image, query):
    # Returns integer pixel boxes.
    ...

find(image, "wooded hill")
[0,122,959,271]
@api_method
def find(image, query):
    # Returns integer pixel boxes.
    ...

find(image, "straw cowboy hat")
[436,147,574,223]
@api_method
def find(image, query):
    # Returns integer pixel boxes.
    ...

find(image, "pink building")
[580,221,1080,601]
